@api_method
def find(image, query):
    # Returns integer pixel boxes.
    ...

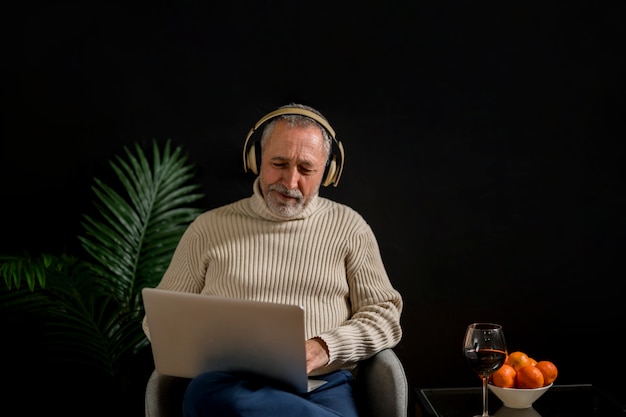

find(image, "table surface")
[415,384,626,417]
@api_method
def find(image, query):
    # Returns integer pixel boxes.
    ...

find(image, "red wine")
[464,348,506,376]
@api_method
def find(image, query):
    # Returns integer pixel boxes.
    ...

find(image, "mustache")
[268,184,303,199]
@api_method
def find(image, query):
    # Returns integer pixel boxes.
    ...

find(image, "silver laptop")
[141,287,327,393]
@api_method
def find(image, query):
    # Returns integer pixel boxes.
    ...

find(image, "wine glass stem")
[481,376,489,416]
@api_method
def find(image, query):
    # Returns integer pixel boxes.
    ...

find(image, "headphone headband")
[244,107,336,144]
[242,106,345,187]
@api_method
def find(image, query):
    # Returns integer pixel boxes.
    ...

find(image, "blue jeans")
[183,370,359,417]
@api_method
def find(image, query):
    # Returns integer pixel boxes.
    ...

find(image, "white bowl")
[488,383,553,409]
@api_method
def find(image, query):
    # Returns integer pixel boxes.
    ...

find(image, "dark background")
[2,1,625,416]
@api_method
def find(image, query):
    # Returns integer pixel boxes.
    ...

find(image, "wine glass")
[463,323,507,417]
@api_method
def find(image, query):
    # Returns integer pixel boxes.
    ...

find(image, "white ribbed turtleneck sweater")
[143,178,403,375]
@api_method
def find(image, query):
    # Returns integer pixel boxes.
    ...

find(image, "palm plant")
[0,139,204,386]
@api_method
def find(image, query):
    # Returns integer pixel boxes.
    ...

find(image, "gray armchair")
[145,348,409,417]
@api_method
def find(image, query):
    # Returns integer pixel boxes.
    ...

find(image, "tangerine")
[528,357,537,367]
[535,360,558,386]
[506,351,532,371]
[491,364,516,388]
[516,364,544,388]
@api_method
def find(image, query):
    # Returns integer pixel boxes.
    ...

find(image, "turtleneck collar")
[249,177,320,222]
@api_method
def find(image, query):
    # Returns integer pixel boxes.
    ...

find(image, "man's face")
[259,120,328,218]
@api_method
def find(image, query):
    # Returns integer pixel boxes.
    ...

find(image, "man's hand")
[305,337,330,373]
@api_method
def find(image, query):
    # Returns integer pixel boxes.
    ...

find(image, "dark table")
[415,384,626,417]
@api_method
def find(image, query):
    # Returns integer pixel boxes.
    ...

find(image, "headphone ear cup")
[246,142,259,175]
[323,157,337,187]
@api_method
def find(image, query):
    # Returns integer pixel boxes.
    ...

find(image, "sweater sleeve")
[317,223,403,366]
[142,219,209,339]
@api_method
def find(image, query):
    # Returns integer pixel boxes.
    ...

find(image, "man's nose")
[282,168,300,189]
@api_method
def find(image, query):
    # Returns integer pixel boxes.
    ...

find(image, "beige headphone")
[242,107,345,187]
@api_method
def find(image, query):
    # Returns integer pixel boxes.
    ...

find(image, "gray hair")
[260,103,332,160]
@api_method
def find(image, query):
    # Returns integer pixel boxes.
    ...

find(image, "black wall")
[2,1,625,414]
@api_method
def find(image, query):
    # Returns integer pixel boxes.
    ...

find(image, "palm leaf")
[2,139,204,384]
[75,138,204,368]
[0,255,118,373]
[78,139,204,301]
[0,253,63,291]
